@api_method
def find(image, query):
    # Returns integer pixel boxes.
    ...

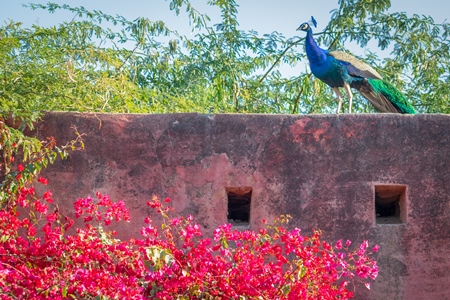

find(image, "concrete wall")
[36,112,450,300]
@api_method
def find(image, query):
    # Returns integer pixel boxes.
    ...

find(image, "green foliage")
[326,0,450,113]
[0,0,449,120]
[0,123,84,206]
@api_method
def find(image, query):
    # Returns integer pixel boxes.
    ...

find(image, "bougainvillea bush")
[0,172,379,299]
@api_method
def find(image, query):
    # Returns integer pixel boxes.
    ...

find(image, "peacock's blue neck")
[304,29,345,87]
[305,30,327,65]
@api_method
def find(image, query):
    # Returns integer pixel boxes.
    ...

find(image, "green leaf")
[62,286,68,297]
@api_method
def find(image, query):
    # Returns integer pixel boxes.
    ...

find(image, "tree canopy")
[1,0,449,127]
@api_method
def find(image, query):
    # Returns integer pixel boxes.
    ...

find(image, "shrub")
[0,176,378,299]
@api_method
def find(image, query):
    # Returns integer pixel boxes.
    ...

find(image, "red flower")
[38,176,49,185]
[17,164,25,172]
[43,191,53,203]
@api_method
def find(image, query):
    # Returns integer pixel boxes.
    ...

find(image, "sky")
[1,0,449,76]
[2,0,448,38]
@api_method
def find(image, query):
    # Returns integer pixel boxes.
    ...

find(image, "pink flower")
[34,200,48,214]
[171,218,181,226]
[361,240,369,250]
[0,186,379,299]
[27,226,36,236]
[372,245,380,252]
[46,213,57,223]
[18,196,28,207]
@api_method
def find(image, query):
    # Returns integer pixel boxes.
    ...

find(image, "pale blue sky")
[1,1,448,76]
[2,1,448,37]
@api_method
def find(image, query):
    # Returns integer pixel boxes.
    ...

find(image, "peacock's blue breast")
[309,57,349,88]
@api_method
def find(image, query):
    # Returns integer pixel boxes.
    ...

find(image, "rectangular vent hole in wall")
[226,187,252,227]
[375,185,407,225]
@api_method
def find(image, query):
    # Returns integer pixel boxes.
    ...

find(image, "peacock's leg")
[332,87,343,114]
[343,82,353,113]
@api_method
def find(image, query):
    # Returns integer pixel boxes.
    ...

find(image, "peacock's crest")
[309,16,317,28]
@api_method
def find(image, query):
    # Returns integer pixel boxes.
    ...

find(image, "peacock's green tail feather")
[368,79,417,114]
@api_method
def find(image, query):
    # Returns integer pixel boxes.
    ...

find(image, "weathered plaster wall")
[36,112,450,300]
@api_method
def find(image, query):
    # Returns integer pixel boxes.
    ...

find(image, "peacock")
[296,17,416,114]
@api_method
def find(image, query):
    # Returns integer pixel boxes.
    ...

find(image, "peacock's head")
[296,16,317,32]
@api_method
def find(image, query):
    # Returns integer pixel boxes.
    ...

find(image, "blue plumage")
[297,17,416,114]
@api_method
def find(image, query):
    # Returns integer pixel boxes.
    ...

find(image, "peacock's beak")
[296,26,301,31]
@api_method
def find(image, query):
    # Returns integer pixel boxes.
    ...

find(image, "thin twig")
[258,38,303,85]
[292,73,313,114]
